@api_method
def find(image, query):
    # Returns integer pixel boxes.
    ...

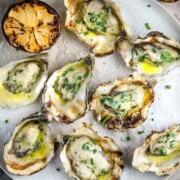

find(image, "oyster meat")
[42,55,93,123]
[90,73,155,131]
[60,123,124,179]
[4,112,56,175]
[65,0,130,56]
[2,1,60,53]
[133,124,180,176]
[0,54,48,108]
[118,31,180,76]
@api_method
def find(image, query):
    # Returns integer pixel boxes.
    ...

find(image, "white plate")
[0,0,180,180]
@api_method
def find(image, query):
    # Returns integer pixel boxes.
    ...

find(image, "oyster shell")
[2,1,61,53]
[42,55,93,123]
[132,124,180,176]
[90,73,155,131]
[118,31,180,76]
[60,123,124,179]
[65,0,130,56]
[0,54,48,108]
[4,112,56,175]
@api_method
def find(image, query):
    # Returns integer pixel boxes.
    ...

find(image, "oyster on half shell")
[118,31,180,76]
[4,112,56,175]
[42,55,93,123]
[65,0,130,56]
[60,123,124,180]
[0,54,48,108]
[90,73,155,131]
[133,124,180,176]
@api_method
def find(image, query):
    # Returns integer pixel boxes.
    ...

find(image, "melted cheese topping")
[67,137,112,179]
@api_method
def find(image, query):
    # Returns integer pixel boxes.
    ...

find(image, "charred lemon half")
[2,1,60,53]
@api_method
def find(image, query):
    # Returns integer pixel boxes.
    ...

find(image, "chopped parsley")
[82,142,99,154]
[93,149,97,154]
[90,158,94,165]
[101,169,107,175]
[76,20,82,24]
[61,81,78,93]
[153,131,177,156]
[138,53,150,62]
[151,48,157,53]
[56,168,60,171]
[77,76,82,80]
[145,23,151,30]
[126,136,131,141]
[100,95,113,104]
[100,91,134,118]
[33,140,42,151]
[87,8,108,33]
[160,52,174,62]
[83,159,88,164]
[62,67,74,77]
[38,123,44,132]
[54,64,90,101]
[100,115,111,126]
[4,119,9,124]
[137,130,144,134]
[170,140,176,148]
[160,147,167,156]
[165,85,171,89]
[82,143,90,151]
[84,31,89,35]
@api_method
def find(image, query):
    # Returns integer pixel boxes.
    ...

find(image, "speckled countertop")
[0,0,179,179]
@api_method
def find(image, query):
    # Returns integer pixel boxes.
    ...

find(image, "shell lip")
[27,53,49,67]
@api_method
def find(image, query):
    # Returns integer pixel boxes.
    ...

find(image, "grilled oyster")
[60,123,124,179]
[65,0,130,56]
[132,124,180,176]
[42,55,93,123]
[0,54,48,108]
[118,31,180,76]
[2,1,60,53]
[4,112,56,175]
[90,73,155,131]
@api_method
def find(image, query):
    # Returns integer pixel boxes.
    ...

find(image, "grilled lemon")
[2,1,60,53]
